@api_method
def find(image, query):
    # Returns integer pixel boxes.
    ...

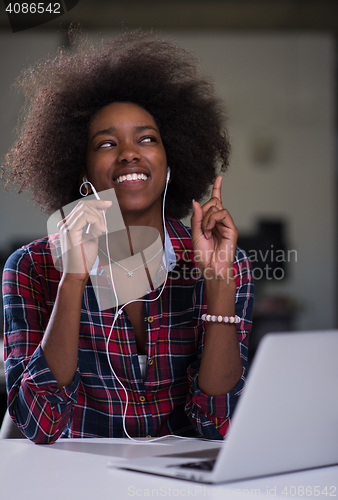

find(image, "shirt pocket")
[156,322,202,384]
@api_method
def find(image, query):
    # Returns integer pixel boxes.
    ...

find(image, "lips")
[114,172,149,184]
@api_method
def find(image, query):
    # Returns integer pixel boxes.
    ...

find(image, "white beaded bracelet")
[201,314,241,324]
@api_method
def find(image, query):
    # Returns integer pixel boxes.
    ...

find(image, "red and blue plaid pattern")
[3,218,253,443]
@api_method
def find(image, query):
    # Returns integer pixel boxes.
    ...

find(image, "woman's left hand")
[191,176,238,282]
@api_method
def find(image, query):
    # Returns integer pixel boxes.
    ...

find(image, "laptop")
[112,330,338,483]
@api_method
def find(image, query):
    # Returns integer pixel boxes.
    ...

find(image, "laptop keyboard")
[178,459,216,471]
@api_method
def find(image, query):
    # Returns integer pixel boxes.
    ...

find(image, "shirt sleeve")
[3,247,80,444]
[185,248,254,439]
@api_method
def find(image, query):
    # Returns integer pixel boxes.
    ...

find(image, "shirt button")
[148,358,154,366]
[139,395,146,403]
[147,316,154,323]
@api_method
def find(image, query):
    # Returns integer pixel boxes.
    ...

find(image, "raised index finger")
[211,176,223,204]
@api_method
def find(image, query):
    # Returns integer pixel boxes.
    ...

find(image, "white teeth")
[116,173,148,183]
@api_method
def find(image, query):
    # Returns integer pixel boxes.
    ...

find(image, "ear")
[79,172,87,184]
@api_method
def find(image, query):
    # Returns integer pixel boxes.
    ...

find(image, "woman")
[2,30,253,443]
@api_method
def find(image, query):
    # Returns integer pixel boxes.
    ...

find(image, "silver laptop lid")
[212,330,338,482]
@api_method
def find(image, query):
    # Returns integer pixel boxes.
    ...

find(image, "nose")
[117,142,141,163]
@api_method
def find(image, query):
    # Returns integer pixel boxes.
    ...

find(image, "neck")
[102,210,165,263]
[120,209,165,244]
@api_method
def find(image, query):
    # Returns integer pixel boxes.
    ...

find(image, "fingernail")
[204,232,209,240]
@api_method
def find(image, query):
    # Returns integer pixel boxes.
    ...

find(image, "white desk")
[0,438,336,500]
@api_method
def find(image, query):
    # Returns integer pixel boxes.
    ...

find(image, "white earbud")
[80,177,100,201]
[80,177,90,196]
[79,177,102,235]
[166,167,171,183]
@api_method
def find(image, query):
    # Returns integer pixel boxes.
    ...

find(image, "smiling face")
[86,102,167,227]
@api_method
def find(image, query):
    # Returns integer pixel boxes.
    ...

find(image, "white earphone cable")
[79,171,195,442]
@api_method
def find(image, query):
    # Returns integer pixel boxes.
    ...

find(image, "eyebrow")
[90,125,159,143]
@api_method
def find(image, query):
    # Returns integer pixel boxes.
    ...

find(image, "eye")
[140,136,157,143]
[98,141,116,149]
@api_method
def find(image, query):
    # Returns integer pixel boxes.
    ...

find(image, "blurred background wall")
[0,1,337,353]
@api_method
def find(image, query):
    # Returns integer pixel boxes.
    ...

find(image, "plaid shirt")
[3,218,254,444]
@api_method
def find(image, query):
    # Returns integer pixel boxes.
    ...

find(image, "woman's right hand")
[57,199,112,281]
